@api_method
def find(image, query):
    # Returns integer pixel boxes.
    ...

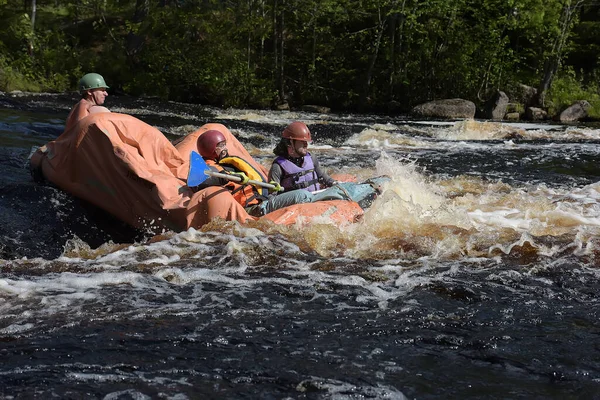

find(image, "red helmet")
[197,129,226,159]
[282,122,311,141]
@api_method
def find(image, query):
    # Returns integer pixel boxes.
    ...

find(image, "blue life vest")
[274,153,320,192]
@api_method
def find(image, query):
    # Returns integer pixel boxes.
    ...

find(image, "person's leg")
[259,190,313,215]
[311,182,384,209]
[311,186,348,202]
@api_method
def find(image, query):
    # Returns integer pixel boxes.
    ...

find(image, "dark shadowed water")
[1,92,600,399]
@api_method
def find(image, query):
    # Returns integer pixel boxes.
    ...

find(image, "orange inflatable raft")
[29,112,363,232]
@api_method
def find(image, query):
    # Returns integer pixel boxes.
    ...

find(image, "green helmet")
[78,73,109,92]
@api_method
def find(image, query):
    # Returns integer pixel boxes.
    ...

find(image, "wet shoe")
[245,204,265,217]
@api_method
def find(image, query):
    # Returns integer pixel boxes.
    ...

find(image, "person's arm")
[312,156,336,187]
[268,162,283,184]
[89,105,111,114]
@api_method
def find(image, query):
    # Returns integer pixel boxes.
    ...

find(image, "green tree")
[534,0,587,106]
[0,0,598,113]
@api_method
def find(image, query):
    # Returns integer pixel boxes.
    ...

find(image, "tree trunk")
[273,0,278,87]
[535,0,584,107]
[247,0,252,70]
[126,0,149,58]
[536,59,558,107]
[31,0,36,32]
[27,0,36,56]
[311,22,316,78]
[387,0,408,99]
[363,9,386,106]
[278,5,285,103]
[260,0,265,63]
[388,13,397,100]
[274,0,285,104]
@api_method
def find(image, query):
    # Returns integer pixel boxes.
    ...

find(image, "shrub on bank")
[548,70,600,119]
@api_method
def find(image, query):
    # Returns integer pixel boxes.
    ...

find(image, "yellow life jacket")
[210,156,269,207]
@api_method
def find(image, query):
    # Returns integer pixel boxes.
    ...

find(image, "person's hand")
[230,172,249,184]
[268,181,283,192]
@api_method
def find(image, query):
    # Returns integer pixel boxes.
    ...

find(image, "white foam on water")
[434,120,527,140]
[339,121,599,156]
[214,108,353,126]
[411,120,456,126]
[103,389,153,400]
[296,377,407,399]
[153,267,251,286]
[372,123,402,131]
[0,271,149,298]
[343,153,473,254]
[465,183,600,234]
[68,372,132,383]
[0,322,35,335]
[564,126,600,139]
[0,270,171,332]
[405,119,600,142]
[498,121,566,131]
[346,127,432,149]
[305,148,600,263]
[468,208,534,231]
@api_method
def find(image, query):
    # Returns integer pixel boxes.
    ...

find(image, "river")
[1,92,599,399]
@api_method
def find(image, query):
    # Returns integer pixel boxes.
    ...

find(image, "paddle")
[188,151,283,191]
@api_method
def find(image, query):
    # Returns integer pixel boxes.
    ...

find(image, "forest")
[1,0,599,116]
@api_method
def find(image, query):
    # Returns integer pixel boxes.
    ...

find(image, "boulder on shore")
[559,100,591,122]
[412,98,476,119]
[506,103,523,114]
[506,83,537,106]
[275,102,290,111]
[483,91,509,120]
[386,100,403,114]
[525,107,547,121]
[505,112,520,121]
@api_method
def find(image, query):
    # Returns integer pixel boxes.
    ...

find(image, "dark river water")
[1,92,600,399]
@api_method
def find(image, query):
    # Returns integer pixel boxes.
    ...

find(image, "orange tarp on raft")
[29,113,363,232]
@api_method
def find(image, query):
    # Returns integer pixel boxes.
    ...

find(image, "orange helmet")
[197,129,226,160]
[282,122,311,141]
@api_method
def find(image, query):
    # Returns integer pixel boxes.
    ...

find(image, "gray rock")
[505,112,520,121]
[386,100,402,114]
[525,107,547,121]
[506,103,523,113]
[412,98,476,119]
[506,83,537,106]
[559,100,591,122]
[275,102,290,111]
[483,91,509,120]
